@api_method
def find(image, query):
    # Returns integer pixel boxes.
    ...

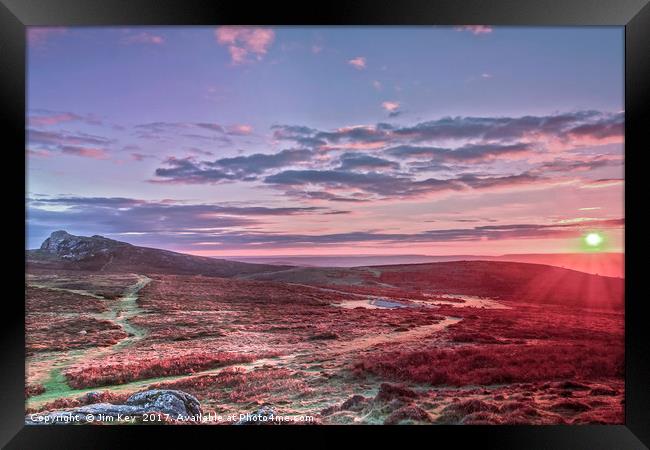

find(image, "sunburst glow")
[585,232,604,247]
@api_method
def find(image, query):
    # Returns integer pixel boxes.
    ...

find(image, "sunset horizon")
[27,26,623,259]
[25,25,626,427]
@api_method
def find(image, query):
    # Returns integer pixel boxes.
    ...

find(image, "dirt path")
[28,275,152,405]
[27,312,462,409]
[323,316,461,356]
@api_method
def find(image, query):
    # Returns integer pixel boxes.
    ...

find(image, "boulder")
[126,389,201,416]
[25,389,201,425]
[374,383,418,403]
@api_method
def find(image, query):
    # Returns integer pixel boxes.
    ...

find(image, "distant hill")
[247,260,624,311]
[230,253,623,278]
[27,231,624,310]
[27,230,290,277]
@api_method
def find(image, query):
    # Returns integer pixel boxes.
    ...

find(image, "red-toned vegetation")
[64,352,261,388]
[27,273,140,299]
[150,367,312,404]
[444,304,623,342]
[25,384,45,399]
[375,261,624,310]
[26,315,127,353]
[26,390,132,414]
[26,286,108,313]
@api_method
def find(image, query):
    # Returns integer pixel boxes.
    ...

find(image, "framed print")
[1,0,649,448]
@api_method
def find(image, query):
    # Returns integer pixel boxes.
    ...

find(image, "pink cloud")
[122,32,165,45]
[215,27,275,64]
[228,124,254,135]
[29,112,79,127]
[455,25,493,35]
[580,179,623,190]
[29,111,102,127]
[381,101,400,112]
[28,28,67,46]
[61,146,109,159]
[348,56,367,70]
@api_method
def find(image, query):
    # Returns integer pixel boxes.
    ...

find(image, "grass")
[354,341,623,386]
[25,271,625,425]
[63,351,271,389]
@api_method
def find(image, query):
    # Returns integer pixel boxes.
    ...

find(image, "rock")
[436,399,499,424]
[319,405,339,416]
[384,404,432,425]
[25,389,201,425]
[125,389,202,416]
[374,383,418,403]
[39,230,129,261]
[80,391,102,404]
[340,394,368,411]
[308,331,339,341]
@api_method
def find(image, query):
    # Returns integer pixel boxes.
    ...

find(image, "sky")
[26,26,624,256]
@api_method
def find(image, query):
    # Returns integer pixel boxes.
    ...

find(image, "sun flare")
[585,232,604,247]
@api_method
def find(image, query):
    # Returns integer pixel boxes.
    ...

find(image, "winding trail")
[28,275,151,406]
[27,277,501,410]
[28,313,462,409]
[323,316,461,356]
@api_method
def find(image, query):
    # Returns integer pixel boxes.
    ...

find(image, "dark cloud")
[151,110,623,201]
[28,196,329,216]
[27,196,346,245]
[534,156,622,173]
[265,169,541,200]
[154,157,238,183]
[272,111,622,149]
[207,148,313,175]
[154,149,314,183]
[201,218,623,248]
[385,143,532,162]
[28,129,113,148]
[271,125,328,148]
[565,112,624,140]
[264,170,409,197]
[337,152,400,171]
[187,147,215,156]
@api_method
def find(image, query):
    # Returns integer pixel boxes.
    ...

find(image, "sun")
[585,232,604,247]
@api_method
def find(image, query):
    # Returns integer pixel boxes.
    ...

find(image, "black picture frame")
[2,0,648,448]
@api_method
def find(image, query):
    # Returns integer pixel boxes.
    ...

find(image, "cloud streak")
[27,194,623,251]
[27,196,347,244]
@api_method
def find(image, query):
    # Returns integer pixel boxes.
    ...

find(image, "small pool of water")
[335,298,410,309]
[334,294,509,310]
